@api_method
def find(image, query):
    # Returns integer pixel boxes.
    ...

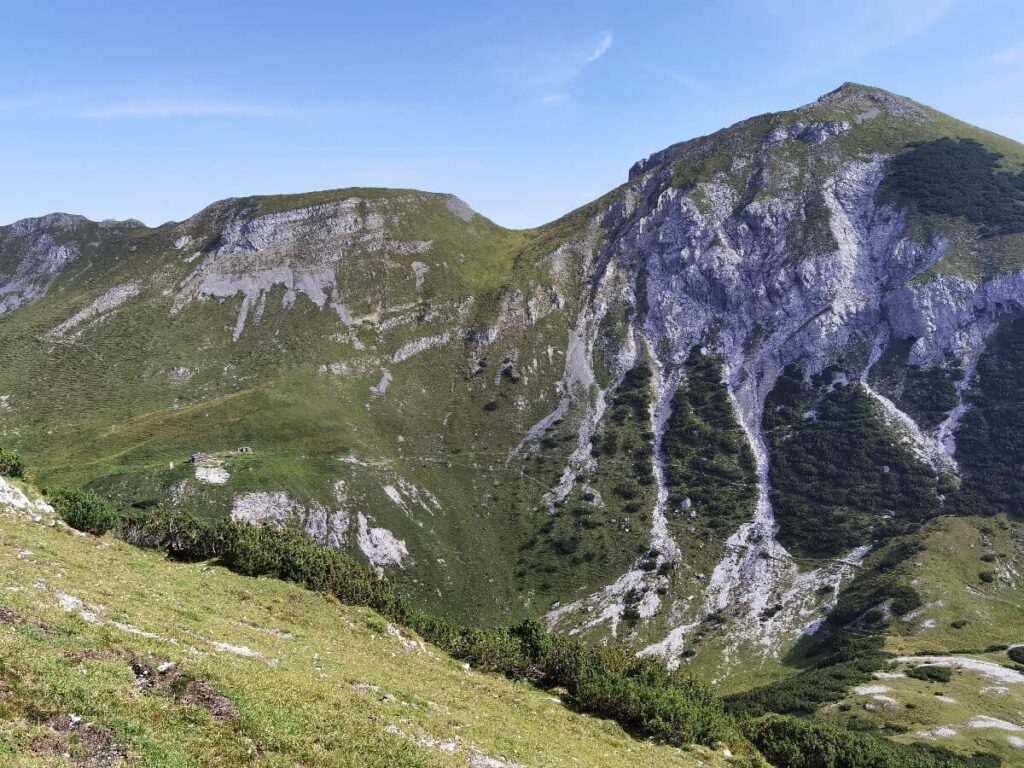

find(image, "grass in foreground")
[0,500,728,768]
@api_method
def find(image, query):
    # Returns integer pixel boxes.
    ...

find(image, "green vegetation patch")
[785,187,839,261]
[726,634,891,717]
[951,313,1024,519]
[670,151,732,191]
[879,138,1024,236]
[593,363,656,487]
[48,487,119,535]
[514,379,653,604]
[662,349,758,539]
[745,714,998,768]
[867,337,961,430]
[0,448,25,479]
[516,362,657,607]
[764,367,940,559]
[906,665,953,683]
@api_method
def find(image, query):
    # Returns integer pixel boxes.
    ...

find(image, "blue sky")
[2,0,1023,228]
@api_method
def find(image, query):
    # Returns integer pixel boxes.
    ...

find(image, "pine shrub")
[49,488,119,535]
[0,448,25,478]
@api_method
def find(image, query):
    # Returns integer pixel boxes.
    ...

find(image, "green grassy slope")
[821,514,1024,766]
[0,188,595,626]
[0,491,729,768]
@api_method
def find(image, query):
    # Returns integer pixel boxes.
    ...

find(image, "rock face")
[0,215,84,314]
[1,83,1023,675]
[538,89,1024,663]
[0,476,54,521]
[172,198,432,341]
[231,486,350,549]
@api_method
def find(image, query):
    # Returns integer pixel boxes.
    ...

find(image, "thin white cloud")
[990,47,1022,65]
[498,31,613,106]
[628,60,703,92]
[77,99,285,119]
[761,0,957,79]
[586,32,614,65]
[538,93,570,107]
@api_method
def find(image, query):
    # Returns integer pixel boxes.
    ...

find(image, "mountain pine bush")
[906,666,953,683]
[48,488,119,535]
[0,448,25,478]
[879,137,1024,235]
[745,715,999,768]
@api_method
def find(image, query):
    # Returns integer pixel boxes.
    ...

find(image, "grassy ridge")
[0,186,604,627]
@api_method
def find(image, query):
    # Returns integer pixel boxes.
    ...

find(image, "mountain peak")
[629,83,938,181]
[805,81,929,120]
[1,212,146,234]
[816,81,897,101]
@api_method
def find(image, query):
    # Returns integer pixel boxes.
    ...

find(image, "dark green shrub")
[879,137,1024,235]
[745,714,999,768]
[594,363,656,501]
[1007,646,1024,664]
[121,509,237,560]
[725,635,889,717]
[906,665,953,683]
[451,627,532,677]
[763,371,940,558]
[661,349,758,538]
[510,618,554,662]
[550,536,580,555]
[0,448,25,478]
[951,315,1024,519]
[49,488,118,535]
[224,524,404,617]
[978,571,996,584]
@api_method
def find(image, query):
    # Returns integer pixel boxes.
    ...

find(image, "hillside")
[0,477,730,768]
[830,515,1024,763]
[1,81,1023,697]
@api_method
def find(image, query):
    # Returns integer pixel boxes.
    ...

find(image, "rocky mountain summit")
[2,83,1023,687]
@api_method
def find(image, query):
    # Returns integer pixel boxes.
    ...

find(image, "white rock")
[195,466,229,485]
[893,656,1024,684]
[965,716,1023,732]
[357,513,408,568]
